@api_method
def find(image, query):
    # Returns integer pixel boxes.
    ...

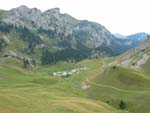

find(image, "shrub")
[119,100,126,110]
[112,65,116,69]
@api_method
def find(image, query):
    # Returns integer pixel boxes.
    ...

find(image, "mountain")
[0,5,125,65]
[0,5,119,50]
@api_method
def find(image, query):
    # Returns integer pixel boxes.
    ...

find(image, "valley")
[0,5,150,113]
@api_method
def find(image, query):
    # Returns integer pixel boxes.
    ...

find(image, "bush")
[23,58,29,68]
[112,65,116,69]
[119,100,126,110]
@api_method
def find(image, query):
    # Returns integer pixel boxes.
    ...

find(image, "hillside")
[83,39,150,113]
[0,57,131,113]
[1,41,150,113]
[111,38,150,76]
[85,66,150,113]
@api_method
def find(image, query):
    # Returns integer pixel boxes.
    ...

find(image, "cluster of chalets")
[53,67,87,77]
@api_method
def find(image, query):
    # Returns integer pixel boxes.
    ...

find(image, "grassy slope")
[0,87,118,113]
[92,67,150,91]
[0,58,126,113]
[86,66,150,113]
[142,58,150,76]
[0,57,150,113]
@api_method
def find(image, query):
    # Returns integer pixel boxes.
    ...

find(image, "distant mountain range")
[114,32,148,40]
[113,32,149,52]
[127,32,149,40]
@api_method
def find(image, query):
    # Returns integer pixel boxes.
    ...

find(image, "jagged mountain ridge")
[0,5,126,64]
[0,5,114,49]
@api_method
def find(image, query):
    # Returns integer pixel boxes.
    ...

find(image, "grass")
[142,58,150,77]
[0,93,127,113]
[91,66,150,91]
[0,86,119,113]
[0,57,149,113]
[86,66,150,113]
[0,58,123,113]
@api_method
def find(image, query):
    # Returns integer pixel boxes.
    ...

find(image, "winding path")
[86,78,150,94]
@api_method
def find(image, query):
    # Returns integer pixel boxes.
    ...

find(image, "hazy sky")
[0,0,149,35]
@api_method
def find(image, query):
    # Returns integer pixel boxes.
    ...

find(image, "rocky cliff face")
[111,38,150,71]
[3,6,78,36]
[0,5,126,64]
[0,5,117,50]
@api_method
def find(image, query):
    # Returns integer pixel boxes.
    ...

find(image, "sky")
[0,0,149,35]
